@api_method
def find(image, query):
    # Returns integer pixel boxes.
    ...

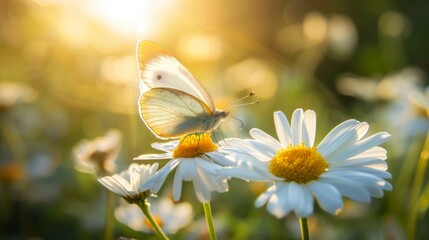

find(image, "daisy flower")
[98,163,159,202]
[223,109,392,218]
[134,132,237,203]
[115,198,193,234]
[73,129,122,176]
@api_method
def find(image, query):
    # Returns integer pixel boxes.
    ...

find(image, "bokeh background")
[1,0,428,239]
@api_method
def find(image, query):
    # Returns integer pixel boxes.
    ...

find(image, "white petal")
[141,159,179,193]
[308,181,343,215]
[303,110,316,147]
[193,173,211,203]
[255,185,276,207]
[177,159,197,181]
[349,146,387,160]
[291,109,304,145]
[244,139,278,159]
[287,182,314,217]
[331,158,388,171]
[266,190,287,219]
[274,111,293,147]
[202,169,228,192]
[249,128,282,150]
[334,132,391,161]
[173,165,184,201]
[111,175,133,192]
[134,152,172,160]
[98,177,128,196]
[317,119,360,155]
[151,141,179,152]
[318,122,367,159]
[320,174,371,203]
[207,151,236,166]
[195,158,222,174]
[326,170,392,197]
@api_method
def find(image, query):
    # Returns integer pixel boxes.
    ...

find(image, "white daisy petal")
[320,174,371,203]
[267,190,287,219]
[207,151,237,166]
[246,139,278,158]
[291,109,304,145]
[193,173,211,203]
[303,110,317,147]
[331,158,388,170]
[249,128,282,150]
[151,141,179,152]
[197,166,228,193]
[195,158,221,174]
[318,122,368,159]
[134,152,172,160]
[317,119,361,155]
[308,181,343,215]
[173,166,184,201]
[177,159,197,181]
[255,185,276,207]
[300,187,314,217]
[141,159,180,193]
[336,132,392,160]
[349,146,387,160]
[274,111,293,147]
[98,177,129,196]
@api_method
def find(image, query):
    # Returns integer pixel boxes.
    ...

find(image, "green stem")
[203,202,217,240]
[299,218,310,240]
[138,199,169,240]
[407,130,429,240]
[104,190,116,240]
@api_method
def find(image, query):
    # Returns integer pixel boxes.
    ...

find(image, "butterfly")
[137,40,229,140]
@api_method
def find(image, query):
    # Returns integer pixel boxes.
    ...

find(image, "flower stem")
[203,202,217,240]
[104,190,115,240]
[138,199,169,240]
[407,130,429,240]
[299,218,310,240]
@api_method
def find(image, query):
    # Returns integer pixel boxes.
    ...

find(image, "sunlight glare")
[85,0,172,36]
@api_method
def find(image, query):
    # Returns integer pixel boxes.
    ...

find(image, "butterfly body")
[137,40,228,139]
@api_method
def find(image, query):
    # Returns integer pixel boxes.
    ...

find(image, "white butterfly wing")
[137,40,216,112]
[139,88,215,139]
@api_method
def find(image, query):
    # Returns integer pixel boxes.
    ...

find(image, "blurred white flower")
[115,198,193,234]
[98,163,158,202]
[135,133,237,203]
[337,67,429,149]
[73,129,122,175]
[327,15,357,59]
[408,86,429,117]
[222,109,392,218]
[0,82,37,110]
[336,67,425,102]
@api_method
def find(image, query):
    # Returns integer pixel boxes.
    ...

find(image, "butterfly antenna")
[228,91,259,109]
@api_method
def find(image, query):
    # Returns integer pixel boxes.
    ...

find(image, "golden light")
[177,34,223,62]
[100,55,138,87]
[84,0,174,36]
[224,58,278,100]
[303,12,328,44]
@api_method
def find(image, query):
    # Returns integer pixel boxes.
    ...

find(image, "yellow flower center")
[172,133,218,158]
[269,144,328,183]
[144,214,164,230]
